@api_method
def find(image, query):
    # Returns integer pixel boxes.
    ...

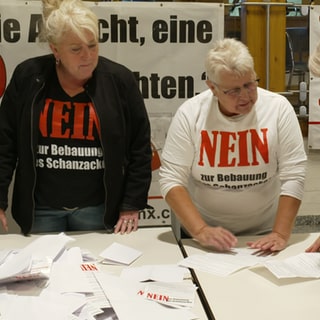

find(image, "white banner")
[0,1,224,226]
[309,6,320,149]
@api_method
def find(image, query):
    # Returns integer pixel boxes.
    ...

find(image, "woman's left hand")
[246,232,288,252]
[114,210,139,234]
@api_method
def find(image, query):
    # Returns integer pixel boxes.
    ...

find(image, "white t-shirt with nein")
[160,88,307,235]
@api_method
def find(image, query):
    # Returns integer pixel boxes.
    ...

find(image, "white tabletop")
[1,227,208,319]
[182,232,320,320]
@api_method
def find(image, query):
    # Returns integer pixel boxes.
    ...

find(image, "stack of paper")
[179,247,271,276]
[0,237,119,319]
[0,233,74,284]
[0,235,199,320]
[179,247,320,279]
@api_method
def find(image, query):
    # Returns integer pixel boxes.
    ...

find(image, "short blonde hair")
[41,0,99,45]
[205,38,256,83]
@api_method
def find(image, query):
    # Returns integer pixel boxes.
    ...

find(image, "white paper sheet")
[0,293,83,320]
[179,248,272,276]
[0,250,15,266]
[22,233,74,260]
[263,253,320,278]
[99,242,142,265]
[141,281,197,308]
[49,247,96,293]
[120,264,190,282]
[0,233,75,284]
[95,273,198,320]
[0,250,32,281]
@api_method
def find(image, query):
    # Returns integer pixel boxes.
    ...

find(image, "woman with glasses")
[160,38,307,253]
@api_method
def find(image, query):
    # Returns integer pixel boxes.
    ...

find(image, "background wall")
[1,1,319,235]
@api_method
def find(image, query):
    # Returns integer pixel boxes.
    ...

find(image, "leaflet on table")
[0,289,116,320]
[138,281,198,309]
[0,253,51,284]
[50,245,120,318]
[95,272,198,320]
[99,242,142,265]
[0,247,120,319]
[0,249,13,265]
[0,233,74,284]
[179,247,272,276]
[180,248,320,279]
[120,264,191,282]
[72,264,119,320]
[262,252,320,278]
[0,291,86,320]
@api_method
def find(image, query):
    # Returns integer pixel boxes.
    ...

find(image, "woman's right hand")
[194,225,237,251]
[0,209,8,232]
[305,236,320,252]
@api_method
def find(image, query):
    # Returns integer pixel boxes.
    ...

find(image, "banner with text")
[309,6,320,149]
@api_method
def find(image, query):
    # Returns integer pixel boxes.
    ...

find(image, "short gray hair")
[205,38,256,83]
[41,0,99,45]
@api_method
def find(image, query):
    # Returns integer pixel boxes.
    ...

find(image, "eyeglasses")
[213,79,260,98]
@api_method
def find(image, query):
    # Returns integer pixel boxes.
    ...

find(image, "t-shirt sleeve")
[161,106,195,167]
[277,99,307,200]
[159,158,191,198]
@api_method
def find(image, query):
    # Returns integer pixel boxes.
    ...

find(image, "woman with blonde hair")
[0,0,152,235]
[160,38,307,252]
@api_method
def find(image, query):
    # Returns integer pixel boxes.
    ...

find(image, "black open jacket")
[0,54,152,235]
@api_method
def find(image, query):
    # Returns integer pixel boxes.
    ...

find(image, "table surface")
[182,232,320,320]
[1,227,208,319]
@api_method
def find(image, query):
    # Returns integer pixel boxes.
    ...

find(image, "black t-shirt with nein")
[35,73,105,209]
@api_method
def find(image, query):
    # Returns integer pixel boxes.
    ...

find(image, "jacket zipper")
[85,87,108,230]
[29,77,45,232]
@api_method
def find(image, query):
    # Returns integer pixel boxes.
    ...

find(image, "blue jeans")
[31,204,105,233]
